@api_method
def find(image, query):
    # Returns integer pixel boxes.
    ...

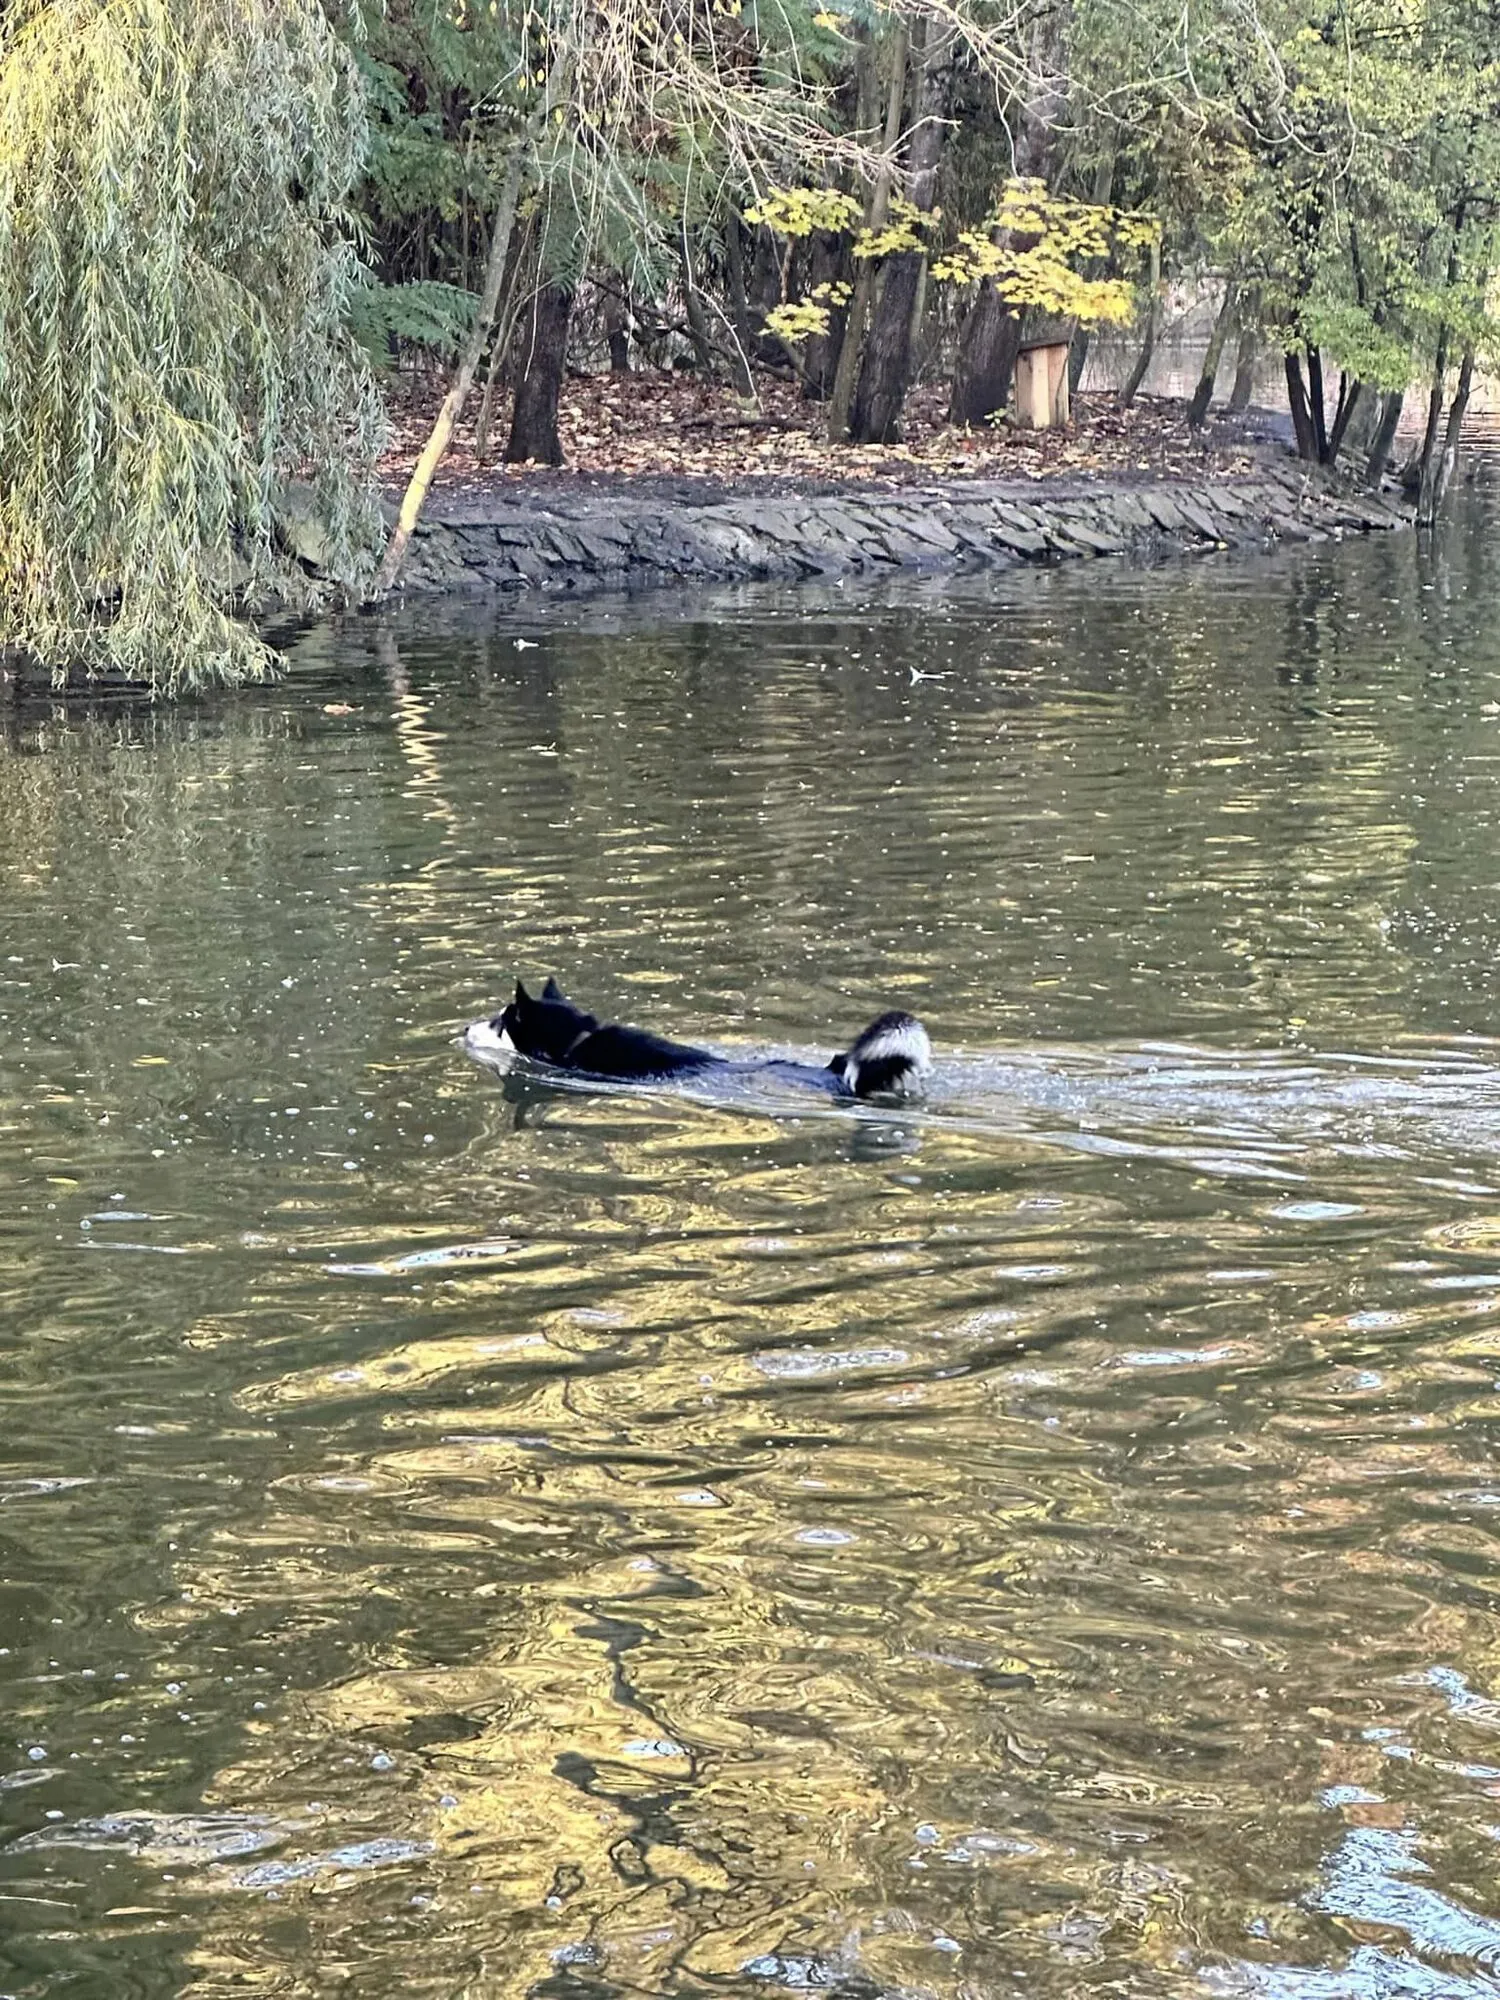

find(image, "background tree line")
[1,0,1498,688]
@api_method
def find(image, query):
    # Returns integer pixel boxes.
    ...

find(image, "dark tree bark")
[748,220,784,348]
[848,253,923,443]
[1068,325,1091,398]
[1118,238,1160,407]
[1410,322,1451,498]
[474,215,537,464]
[1364,388,1404,487]
[725,215,750,343]
[680,242,718,376]
[827,18,906,441]
[1305,346,1330,459]
[1433,345,1476,518]
[1418,342,1475,525]
[951,285,1028,429]
[505,282,573,465]
[810,31,881,410]
[1284,351,1317,460]
[949,5,1067,427]
[847,16,955,443]
[1068,148,1118,395]
[1285,345,1359,463]
[1324,375,1364,467]
[725,211,767,389]
[1404,207,1466,500]
[604,290,631,375]
[799,231,849,401]
[1228,318,1259,411]
[1186,276,1238,429]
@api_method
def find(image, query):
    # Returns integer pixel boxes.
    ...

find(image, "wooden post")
[1013,338,1071,428]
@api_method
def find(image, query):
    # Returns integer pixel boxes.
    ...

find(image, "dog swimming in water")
[465,977,932,1101]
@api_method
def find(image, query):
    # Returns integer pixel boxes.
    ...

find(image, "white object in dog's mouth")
[463,1017,514,1059]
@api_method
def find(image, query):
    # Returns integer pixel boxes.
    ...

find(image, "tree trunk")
[951,292,1025,429]
[505,282,573,465]
[1430,344,1475,521]
[799,231,848,401]
[1068,147,1117,395]
[718,312,756,400]
[725,212,766,396]
[472,337,507,464]
[1228,316,1259,411]
[949,3,1068,427]
[1364,388,1404,487]
[1411,322,1451,501]
[371,130,531,597]
[473,216,538,464]
[1408,217,1465,501]
[812,34,880,408]
[1305,346,1329,459]
[725,213,751,348]
[1186,275,1238,429]
[1323,375,1364,467]
[1118,237,1160,407]
[827,19,906,442]
[1284,350,1317,460]
[605,288,631,374]
[848,17,955,445]
[680,230,717,375]
[748,222,784,333]
[1418,341,1474,525]
[847,254,920,444]
[694,237,756,400]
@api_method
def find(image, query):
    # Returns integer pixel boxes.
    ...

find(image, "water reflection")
[5,497,1500,1994]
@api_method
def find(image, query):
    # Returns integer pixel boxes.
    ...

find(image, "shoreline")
[381,452,1412,601]
[2,434,1418,699]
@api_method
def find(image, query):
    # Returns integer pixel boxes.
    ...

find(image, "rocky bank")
[384,455,1411,601]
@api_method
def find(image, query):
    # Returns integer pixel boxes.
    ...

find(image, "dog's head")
[467,976,595,1064]
[832,1011,932,1100]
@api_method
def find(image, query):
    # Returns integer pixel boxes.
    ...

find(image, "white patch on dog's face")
[464,1016,515,1060]
[852,1019,932,1071]
[844,1016,932,1098]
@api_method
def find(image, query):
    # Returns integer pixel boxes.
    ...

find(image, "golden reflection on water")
[7,519,1500,1995]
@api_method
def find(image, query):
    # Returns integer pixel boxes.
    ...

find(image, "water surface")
[5,502,1500,1997]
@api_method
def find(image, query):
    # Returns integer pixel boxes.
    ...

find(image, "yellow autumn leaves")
[749,177,1160,342]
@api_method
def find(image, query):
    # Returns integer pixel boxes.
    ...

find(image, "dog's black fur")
[466,977,931,1101]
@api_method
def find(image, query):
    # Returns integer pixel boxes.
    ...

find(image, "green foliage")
[347,22,524,269]
[349,276,480,364]
[15,0,1495,691]
[0,0,383,691]
[1072,0,1500,408]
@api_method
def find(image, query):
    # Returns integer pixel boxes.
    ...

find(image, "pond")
[4,498,1500,1999]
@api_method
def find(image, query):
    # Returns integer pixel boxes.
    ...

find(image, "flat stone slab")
[1174,495,1226,540]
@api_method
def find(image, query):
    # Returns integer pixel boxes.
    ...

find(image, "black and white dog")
[465,977,932,1101]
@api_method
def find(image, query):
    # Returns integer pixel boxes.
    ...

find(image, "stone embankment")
[388,457,1411,599]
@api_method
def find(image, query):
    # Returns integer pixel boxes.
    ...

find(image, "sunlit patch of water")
[8,503,1500,1993]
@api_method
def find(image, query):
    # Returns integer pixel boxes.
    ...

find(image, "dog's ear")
[542,976,563,1001]
[514,979,531,1007]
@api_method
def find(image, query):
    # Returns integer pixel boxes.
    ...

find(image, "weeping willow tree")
[0,0,384,692]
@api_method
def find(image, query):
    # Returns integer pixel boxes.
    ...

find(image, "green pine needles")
[0,0,385,692]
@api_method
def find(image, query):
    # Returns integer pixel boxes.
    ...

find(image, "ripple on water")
[11,527,1500,1995]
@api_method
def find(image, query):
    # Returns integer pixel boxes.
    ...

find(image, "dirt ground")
[378,368,1290,510]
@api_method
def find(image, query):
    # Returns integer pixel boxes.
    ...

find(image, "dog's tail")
[829,1011,932,1100]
